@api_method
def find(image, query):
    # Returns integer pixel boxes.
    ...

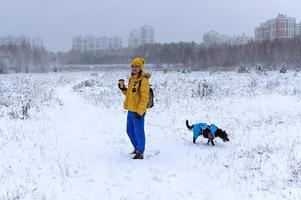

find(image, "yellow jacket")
[122,73,150,116]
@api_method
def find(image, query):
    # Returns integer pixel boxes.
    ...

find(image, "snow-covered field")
[1,69,301,200]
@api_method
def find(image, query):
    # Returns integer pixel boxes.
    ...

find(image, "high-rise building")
[255,26,266,42]
[108,36,123,49]
[95,36,108,50]
[0,36,43,48]
[229,34,253,46]
[140,25,155,45]
[203,31,227,47]
[255,14,296,42]
[72,36,82,51]
[203,31,252,48]
[32,37,43,48]
[128,29,141,48]
[0,36,30,46]
[72,36,122,52]
[128,25,155,48]
[296,22,301,36]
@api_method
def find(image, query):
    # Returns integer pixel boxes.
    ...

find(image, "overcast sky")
[0,0,300,52]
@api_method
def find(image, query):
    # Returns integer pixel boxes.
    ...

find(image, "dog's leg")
[211,140,215,146]
[207,140,210,145]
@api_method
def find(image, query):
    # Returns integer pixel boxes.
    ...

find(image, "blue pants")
[126,111,146,153]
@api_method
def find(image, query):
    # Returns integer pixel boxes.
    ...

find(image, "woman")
[118,57,150,159]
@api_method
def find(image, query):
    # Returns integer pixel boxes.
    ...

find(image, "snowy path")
[52,84,237,200]
[54,85,118,199]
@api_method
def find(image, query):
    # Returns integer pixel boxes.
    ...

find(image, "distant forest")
[58,36,301,68]
[0,42,48,73]
[1,36,301,73]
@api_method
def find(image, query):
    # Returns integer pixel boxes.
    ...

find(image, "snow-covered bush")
[73,79,96,91]
[191,79,214,98]
[255,65,268,75]
[287,139,301,183]
[280,67,287,74]
[0,72,86,119]
[237,65,250,73]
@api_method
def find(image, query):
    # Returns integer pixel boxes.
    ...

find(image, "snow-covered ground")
[1,70,301,200]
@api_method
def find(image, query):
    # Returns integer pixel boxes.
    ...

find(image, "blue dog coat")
[193,123,218,139]
[209,124,218,134]
[193,123,208,139]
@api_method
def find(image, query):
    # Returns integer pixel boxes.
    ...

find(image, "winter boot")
[133,151,144,159]
[131,150,138,154]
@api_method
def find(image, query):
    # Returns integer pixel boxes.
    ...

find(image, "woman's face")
[131,64,141,74]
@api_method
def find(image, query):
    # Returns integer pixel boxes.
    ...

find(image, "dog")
[186,120,229,146]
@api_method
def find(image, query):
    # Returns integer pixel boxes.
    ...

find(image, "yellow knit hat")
[131,57,145,71]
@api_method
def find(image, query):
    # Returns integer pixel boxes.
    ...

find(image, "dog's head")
[215,129,230,142]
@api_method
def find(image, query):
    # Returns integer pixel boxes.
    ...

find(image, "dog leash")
[147,123,187,131]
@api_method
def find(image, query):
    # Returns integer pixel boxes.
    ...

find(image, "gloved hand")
[118,79,126,91]
[118,83,124,90]
[193,137,196,144]
[135,113,142,120]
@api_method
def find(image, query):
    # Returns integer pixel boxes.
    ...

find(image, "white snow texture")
[0,69,301,200]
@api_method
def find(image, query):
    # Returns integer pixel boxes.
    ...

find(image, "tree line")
[2,36,301,73]
[0,42,48,73]
[58,36,301,69]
